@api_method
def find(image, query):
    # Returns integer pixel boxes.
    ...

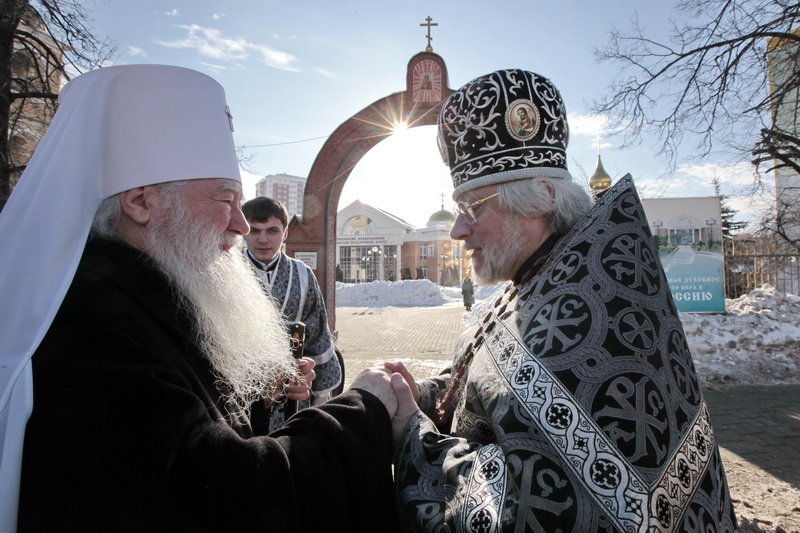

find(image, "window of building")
[419,244,433,259]
[383,245,398,281]
[340,245,387,283]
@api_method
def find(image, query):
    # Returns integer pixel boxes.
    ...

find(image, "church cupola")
[588,154,612,194]
[428,207,455,225]
[427,194,455,226]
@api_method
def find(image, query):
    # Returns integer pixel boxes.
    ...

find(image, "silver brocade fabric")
[394,176,737,533]
[251,252,342,432]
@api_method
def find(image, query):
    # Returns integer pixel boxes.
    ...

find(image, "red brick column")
[285,52,452,332]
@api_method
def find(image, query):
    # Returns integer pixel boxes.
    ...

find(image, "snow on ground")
[335,279,451,307]
[335,279,501,307]
[680,287,800,387]
[336,281,800,388]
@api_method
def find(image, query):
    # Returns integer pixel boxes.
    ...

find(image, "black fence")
[724,236,800,298]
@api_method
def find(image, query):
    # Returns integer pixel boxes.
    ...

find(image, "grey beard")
[473,215,529,284]
[144,189,297,414]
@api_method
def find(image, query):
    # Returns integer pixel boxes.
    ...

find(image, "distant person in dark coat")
[461,276,475,310]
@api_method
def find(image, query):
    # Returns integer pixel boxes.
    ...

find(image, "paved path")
[335,304,463,380]
[335,305,800,532]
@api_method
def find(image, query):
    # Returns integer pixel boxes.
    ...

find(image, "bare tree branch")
[593,0,800,246]
[0,0,116,211]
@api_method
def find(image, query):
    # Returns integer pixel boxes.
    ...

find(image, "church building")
[335,199,468,286]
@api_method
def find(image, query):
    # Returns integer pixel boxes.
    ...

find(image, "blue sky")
[88,0,770,228]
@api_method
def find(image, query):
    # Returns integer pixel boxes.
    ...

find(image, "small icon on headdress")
[506,99,539,141]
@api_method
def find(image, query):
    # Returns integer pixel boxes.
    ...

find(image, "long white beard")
[473,214,529,284]
[144,190,297,413]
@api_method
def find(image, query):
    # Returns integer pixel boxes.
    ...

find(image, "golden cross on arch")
[419,16,438,52]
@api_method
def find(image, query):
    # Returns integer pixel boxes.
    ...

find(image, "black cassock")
[19,238,399,532]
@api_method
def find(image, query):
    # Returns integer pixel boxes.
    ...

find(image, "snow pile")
[335,279,449,306]
[680,286,800,387]
[336,279,502,307]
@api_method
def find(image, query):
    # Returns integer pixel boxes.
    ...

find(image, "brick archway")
[284,52,452,332]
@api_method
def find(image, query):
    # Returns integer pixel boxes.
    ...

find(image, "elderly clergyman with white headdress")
[0,64,403,531]
[386,69,737,532]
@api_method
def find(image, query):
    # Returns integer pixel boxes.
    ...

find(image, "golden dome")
[589,154,612,192]
[428,208,455,224]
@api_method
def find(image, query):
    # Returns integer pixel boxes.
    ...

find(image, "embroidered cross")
[225,105,234,132]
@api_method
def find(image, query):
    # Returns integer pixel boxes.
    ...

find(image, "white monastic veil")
[0,64,241,529]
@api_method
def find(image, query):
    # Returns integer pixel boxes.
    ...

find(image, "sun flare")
[393,121,409,134]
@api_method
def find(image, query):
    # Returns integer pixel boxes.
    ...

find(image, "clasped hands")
[349,362,420,442]
[273,358,420,442]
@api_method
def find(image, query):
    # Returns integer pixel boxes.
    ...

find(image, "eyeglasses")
[454,192,498,225]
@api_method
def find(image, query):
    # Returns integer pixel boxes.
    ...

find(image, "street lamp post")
[705,218,716,249]
[440,252,449,286]
[366,246,383,281]
[360,254,369,283]
[384,252,397,281]
[653,220,663,250]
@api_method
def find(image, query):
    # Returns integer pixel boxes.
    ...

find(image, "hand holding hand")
[349,368,398,417]
[389,372,419,443]
[383,361,419,403]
